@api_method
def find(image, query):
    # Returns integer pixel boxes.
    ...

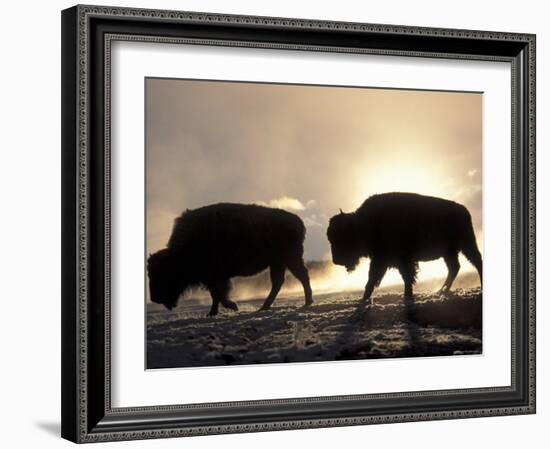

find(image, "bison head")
[147,248,186,310]
[327,211,361,272]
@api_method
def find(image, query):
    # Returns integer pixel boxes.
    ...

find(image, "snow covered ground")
[146,287,482,369]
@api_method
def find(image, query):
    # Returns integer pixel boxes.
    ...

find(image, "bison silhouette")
[147,203,313,316]
[327,192,482,302]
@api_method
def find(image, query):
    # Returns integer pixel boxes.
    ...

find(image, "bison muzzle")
[148,203,313,316]
[327,192,482,302]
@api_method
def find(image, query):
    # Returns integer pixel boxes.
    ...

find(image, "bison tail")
[460,210,483,284]
[297,219,307,243]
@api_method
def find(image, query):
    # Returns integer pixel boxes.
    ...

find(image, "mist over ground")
[170,264,482,305]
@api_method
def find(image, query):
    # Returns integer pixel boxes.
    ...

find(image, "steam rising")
[183,259,481,303]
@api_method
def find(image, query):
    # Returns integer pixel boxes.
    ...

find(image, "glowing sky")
[146,78,482,289]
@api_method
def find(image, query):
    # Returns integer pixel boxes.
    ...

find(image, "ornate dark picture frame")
[61,4,536,443]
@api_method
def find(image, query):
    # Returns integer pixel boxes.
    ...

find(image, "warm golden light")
[316,257,476,293]
[351,152,450,210]
[146,79,482,299]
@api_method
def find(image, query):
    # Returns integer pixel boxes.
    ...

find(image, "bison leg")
[206,280,230,317]
[398,262,418,301]
[288,259,313,306]
[440,253,460,292]
[207,299,219,317]
[221,299,239,311]
[259,265,285,311]
[220,280,238,311]
[362,259,387,302]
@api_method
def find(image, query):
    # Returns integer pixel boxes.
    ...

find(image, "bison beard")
[327,192,483,302]
[147,203,313,316]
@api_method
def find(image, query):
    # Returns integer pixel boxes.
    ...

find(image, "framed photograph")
[61,4,536,443]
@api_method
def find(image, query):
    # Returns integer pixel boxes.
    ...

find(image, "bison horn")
[339,208,344,214]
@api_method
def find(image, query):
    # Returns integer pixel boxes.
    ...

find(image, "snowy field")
[146,286,482,369]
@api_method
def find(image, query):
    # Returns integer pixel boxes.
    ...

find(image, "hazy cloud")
[255,196,307,211]
[146,79,482,262]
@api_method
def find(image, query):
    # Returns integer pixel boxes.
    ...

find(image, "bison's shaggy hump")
[167,203,306,251]
[354,192,473,240]
[148,203,312,316]
[358,192,467,215]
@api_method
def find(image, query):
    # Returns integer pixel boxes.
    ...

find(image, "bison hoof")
[223,301,239,311]
[206,311,218,317]
[258,305,270,312]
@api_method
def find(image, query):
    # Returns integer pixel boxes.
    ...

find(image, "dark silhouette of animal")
[327,192,482,302]
[147,203,313,316]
